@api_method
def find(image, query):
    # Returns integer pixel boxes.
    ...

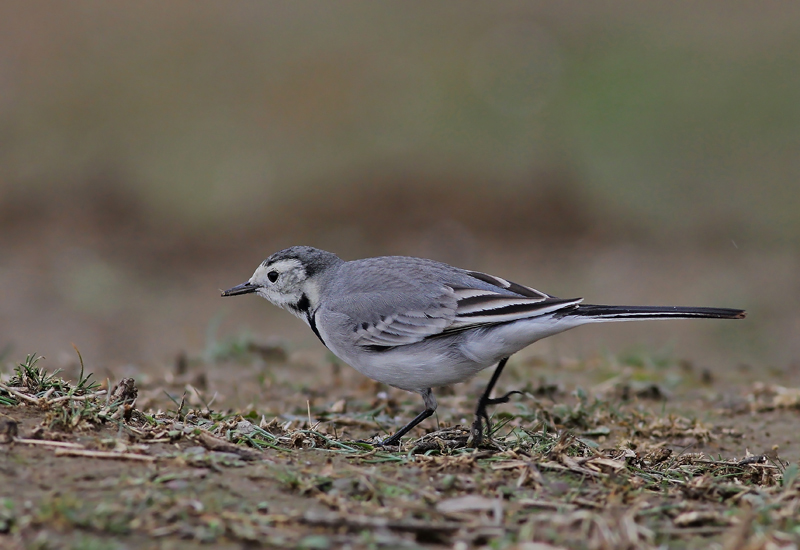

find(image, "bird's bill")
[221,281,259,297]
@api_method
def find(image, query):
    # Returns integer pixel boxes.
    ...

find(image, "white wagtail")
[222,246,745,446]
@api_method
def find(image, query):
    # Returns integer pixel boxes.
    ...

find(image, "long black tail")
[566,304,746,321]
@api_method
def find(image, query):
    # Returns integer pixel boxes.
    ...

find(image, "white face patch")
[248,258,313,318]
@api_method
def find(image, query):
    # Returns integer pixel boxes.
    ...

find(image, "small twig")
[47,391,107,405]
[54,448,157,462]
[194,431,261,460]
[119,424,145,436]
[570,497,606,510]
[204,391,218,410]
[307,400,319,430]
[13,438,86,449]
[0,383,40,405]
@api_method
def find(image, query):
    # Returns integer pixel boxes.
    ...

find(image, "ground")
[2,347,800,550]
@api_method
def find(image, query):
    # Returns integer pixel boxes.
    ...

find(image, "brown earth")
[2,345,799,549]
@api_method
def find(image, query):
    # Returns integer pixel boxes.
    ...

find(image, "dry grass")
[1,351,799,549]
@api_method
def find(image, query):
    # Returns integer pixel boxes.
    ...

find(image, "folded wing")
[354,269,581,350]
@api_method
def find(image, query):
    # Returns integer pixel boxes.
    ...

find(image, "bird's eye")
[267,270,279,283]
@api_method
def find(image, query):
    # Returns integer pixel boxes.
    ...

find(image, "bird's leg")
[471,357,521,446]
[378,388,437,447]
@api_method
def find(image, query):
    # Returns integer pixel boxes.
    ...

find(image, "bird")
[221,246,745,447]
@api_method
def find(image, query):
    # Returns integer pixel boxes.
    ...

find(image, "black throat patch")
[296,293,311,314]
[290,293,327,348]
[287,293,311,316]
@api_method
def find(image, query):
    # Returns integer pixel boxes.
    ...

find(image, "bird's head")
[221,246,342,318]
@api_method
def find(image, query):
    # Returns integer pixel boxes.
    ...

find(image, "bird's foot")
[354,436,400,448]
[470,417,486,448]
[482,390,522,406]
[471,390,523,447]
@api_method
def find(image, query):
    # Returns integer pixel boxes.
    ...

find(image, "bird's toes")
[484,390,523,406]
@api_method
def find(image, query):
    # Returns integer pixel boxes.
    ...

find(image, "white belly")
[317,312,585,393]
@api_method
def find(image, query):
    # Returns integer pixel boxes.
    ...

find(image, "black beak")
[221,281,259,297]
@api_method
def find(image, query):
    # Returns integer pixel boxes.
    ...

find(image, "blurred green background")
[0,2,797,375]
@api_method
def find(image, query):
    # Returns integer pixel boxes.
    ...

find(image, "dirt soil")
[2,347,800,549]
